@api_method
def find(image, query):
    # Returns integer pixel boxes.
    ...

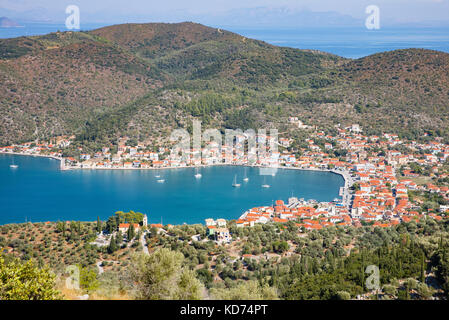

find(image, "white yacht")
[243,168,249,182]
[232,175,241,187]
[261,177,270,188]
[157,179,165,183]
[10,159,18,169]
[194,168,202,179]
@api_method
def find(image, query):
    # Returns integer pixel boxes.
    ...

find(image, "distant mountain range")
[0,22,448,149]
[196,7,363,28]
[0,17,22,28]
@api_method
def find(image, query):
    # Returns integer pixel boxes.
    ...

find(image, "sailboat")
[10,158,18,169]
[261,176,270,188]
[243,168,249,182]
[232,175,241,187]
[194,168,202,179]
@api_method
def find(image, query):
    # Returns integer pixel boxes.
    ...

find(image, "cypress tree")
[128,223,135,240]
[312,258,318,274]
[405,283,410,300]
[406,234,411,248]
[108,235,117,253]
[116,231,123,246]
[420,252,426,283]
[361,266,365,289]
[299,258,305,275]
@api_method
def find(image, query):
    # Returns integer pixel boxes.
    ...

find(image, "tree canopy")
[0,256,60,300]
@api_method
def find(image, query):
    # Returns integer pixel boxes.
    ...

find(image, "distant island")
[0,17,22,28]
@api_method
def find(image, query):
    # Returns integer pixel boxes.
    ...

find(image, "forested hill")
[1,22,448,148]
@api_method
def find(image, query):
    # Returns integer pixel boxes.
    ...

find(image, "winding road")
[140,232,149,255]
[96,261,104,275]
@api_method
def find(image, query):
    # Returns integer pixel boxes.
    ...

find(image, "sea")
[1,22,449,58]
[0,154,343,225]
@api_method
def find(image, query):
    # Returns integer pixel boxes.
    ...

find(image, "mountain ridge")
[1,22,448,148]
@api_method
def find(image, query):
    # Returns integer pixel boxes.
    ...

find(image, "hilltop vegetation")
[1,22,449,149]
[323,49,449,138]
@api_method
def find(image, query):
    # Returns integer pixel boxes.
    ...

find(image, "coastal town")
[2,8,449,303]
[2,120,449,237]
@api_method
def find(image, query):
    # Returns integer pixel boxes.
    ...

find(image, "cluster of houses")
[0,142,63,159]
[72,134,285,169]
[233,123,449,230]
[236,198,352,230]
[72,144,162,169]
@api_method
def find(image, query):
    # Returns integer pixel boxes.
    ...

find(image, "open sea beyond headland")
[0,154,344,225]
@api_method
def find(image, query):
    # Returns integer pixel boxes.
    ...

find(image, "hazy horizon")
[1,0,449,28]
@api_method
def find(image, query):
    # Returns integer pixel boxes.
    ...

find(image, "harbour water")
[0,154,344,225]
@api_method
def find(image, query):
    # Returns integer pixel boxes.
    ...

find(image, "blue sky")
[1,0,449,26]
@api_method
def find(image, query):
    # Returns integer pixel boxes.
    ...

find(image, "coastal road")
[332,168,354,208]
[315,168,354,207]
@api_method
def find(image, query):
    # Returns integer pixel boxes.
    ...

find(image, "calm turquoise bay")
[0,154,344,225]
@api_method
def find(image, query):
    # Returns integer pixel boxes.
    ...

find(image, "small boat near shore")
[157,179,165,183]
[194,168,202,179]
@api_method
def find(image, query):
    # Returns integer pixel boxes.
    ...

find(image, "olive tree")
[130,248,204,300]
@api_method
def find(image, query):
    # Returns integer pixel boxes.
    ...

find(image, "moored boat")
[232,175,241,187]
